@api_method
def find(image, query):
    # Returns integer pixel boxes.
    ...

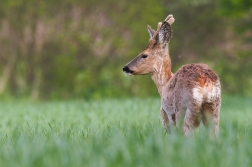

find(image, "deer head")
[123,15,175,76]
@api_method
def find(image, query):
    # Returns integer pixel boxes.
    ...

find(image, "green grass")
[0,96,251,167]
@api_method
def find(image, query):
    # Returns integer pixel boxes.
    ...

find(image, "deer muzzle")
[123,66,134,75]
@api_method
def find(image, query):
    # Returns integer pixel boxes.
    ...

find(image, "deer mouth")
[123,66,134,75]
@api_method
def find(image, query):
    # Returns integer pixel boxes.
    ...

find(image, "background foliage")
[0,0,251,100]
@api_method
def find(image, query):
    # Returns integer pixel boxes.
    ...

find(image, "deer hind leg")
[213,101,221,137]
[183,107,201,136]
[202,101,221,137]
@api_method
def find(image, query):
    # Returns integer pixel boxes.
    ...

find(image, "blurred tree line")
[0,0,251,100]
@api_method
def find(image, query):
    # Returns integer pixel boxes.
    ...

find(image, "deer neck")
[151,55,172,96]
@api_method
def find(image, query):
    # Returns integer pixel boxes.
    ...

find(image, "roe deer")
[122,15,221,137]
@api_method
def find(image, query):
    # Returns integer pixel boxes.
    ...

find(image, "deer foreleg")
[160,108,170,133]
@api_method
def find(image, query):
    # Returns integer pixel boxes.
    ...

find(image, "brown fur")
[123,15,221,137]
[162,63,221,135]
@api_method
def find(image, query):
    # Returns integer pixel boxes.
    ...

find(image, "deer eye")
[141,54,148,59]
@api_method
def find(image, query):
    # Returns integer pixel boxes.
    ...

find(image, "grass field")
[0,96,251,167]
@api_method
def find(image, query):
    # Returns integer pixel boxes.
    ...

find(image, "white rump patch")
[193,87,203,105]
[193,81,221,104]
[205,82,221,103]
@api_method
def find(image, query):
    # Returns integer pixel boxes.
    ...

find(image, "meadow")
[0,96,251,167]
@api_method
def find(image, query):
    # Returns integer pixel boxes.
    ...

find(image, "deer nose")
[123,66,130,72]
[123,66,133,74]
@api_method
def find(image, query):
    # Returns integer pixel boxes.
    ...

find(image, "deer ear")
[157,15,175,44]
[165,14,175,25]
[147,25,155,39]
[158,22,172,44]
